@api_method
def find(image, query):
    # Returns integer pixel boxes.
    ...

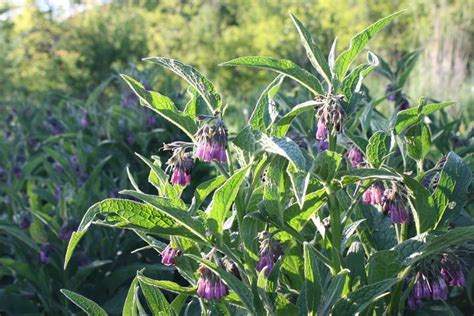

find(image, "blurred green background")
[1,0,472,123]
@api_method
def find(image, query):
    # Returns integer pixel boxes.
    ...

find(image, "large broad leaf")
[191,175,226,212]
[405,122,431,161]
[250,75,284,131]
[367,251,402,283]
[339,168,401,186]
[303,242,323,315]
[340,51,379,101]
[64,199,190,268]
[331,279,398,315]
[144,57,222,112]
[394,101,455,134]
[123,277,139,316]
[366,131,391,168]
[121,75,197,139]
[290,13,331,83]
[60,289,107,316]
[185,254,256,314]
[220,56,323,95]
[138,278,175,315]
[396,49,422,88]
[272,99,321,137]
[285,188,326,231]
[207,166,251,235]
[137,275,196,295]
[402,176,437,234]
[313,151,342,183]
[432,152,472,227]
[260,134,307,171]
[317,269,349,316]
[334,11,404,80]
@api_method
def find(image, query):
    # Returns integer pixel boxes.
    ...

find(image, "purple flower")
[13,166,21,178]
[257,231,283,277]
[79,113,89,128]
[146,115,157,128]
[166,147,194,186]
[398,98,410,111]
[76,252,91,267]
[161,244,181,266]
[440,253,466,287]
[431,277,448,300]
[196,265,229,300]
[407,293,423,310]
[347,146,364,168]
[385,84,398,101]
[382,186,412,224]
[317,140,329,152]
[315,120,328,140]
[39,243,51,264]
[53,161,64,173]
[53,186,61,201]
[122,92,138,108]
[195,120,228,163]
[126,132,135,145]
[14,212,31,229]
[362,184,384,205]
[0,166,5,178]
[59,220,79,241]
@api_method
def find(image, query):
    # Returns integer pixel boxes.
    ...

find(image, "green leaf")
[339,168,400,186]
[250,75,284,131]
[60,289,107,316]
[184,87,207,119]
[334,11,404,80]
[357,204,397,251]
[290,13,331,83]
[402,176,437,234]
[208,166,251,235]
[313,150,342,183]
[233,126,260,153]
[260,134,307,171]
[220,56,323,95]
[192,175,226,211]
[0,224,40,252]
[432,152,472,227]
[123,277,139,316]
[340,52,378,101]
[121,75,197,139]
[272,99,320,137]
[405,122,431,161]
[122,191,208,243]
[144,57,222,112]
[318,269,349,316]
[185,254,256,314]
[367,251,402,284]
[285,188,326,230]
[137,275,197,295]
[170,294,188,315]
[64,199,188,268]
[331,279,398,315]
[303,242,323,315]
[366,132,391,168]
[394,101,455,134]
[396,49,422,88]
[139,278,175,315]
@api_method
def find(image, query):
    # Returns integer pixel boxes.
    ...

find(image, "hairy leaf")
[61,289,107,316]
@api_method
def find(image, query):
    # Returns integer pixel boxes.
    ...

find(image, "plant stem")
[215,162,230,178]
[400,223,408,242]
[226,147,234,175]
[328,130,337,152]
[325,184,342,273]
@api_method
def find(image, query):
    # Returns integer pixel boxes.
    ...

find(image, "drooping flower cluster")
[256,231,284,277]
[362,184,384,205]
[161,244,181,266]
[14,211,31,230]
[196,250,229,300]
[195,119,228,163]
[407,251,467,310]
[164,145,194,186]
[314,95,345,142]
[347,146,364,168]
[381,184,412,224]
[385,84,399,102]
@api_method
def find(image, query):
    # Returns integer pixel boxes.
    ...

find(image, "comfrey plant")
[62,12,473,315]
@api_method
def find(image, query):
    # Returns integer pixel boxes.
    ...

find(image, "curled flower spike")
[195,119,228,163]
[382,185,412,224]
[161,244,181,266]
[196,250,229,300]
[165,146,194,186]
[257,231,283,277]
[315,95,345,141]
[347,146,364,168]
[362,184,384,205]
[440,252,466,287]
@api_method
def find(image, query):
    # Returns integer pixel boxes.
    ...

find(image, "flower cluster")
[407,251,466,310]
[161,244,181,266]
[195,119,228,163]
[14,211,31,230]
[164,146,194,186]
[256,231,284,277]
[315,95,345,143]
[347,146,364,168]
[59,219,79,241]
[362,184,384,205]
[382,184,412,224]
[196,250,230,300]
